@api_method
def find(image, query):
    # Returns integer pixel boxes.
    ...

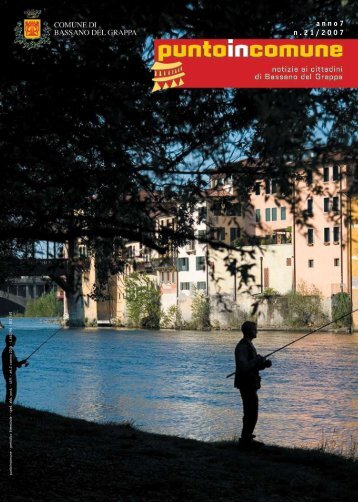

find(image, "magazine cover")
[1,1,357,500]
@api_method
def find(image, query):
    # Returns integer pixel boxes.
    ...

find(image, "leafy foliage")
[24,292,63,318]
[284,282,327,327]
[260,288,279,298]
[160,305,183,329]
[332,292,352,328]
[124,273,161,329]
[191,290,211,330]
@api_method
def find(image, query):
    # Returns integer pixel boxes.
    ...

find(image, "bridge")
[0,257,67,311]
[0,257,70,277]
[0,244,89,316]
[0,290,27,308]
[0,276,61,315]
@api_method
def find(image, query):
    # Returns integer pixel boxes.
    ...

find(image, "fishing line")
[226,308,358,378]
[25,325,65,361]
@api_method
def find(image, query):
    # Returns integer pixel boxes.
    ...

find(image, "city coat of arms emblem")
[15,10,51,49]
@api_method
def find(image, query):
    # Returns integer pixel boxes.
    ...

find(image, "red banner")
[152,39,357,89]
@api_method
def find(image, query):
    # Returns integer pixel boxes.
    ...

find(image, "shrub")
[283,282,327,327]
[25,291,63,318]
[332,292,352,327]
[191,290,211,330]
[160,305,183,329]
[84,318,98,327]
[124,273,161,329]
[260,287,279,298]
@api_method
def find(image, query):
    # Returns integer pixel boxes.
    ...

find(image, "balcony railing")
[134,257,176,273]
[231,232,292,247]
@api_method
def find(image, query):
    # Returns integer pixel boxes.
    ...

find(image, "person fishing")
[2,334,29,405]
[234,321,272,449]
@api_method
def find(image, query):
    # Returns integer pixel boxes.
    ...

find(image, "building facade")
[71,158,354,328]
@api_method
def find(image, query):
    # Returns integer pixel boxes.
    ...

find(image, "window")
[334,258,339,267]
[333,226,340,242]
[196,256,205,271]
[307,228,314,245]
[180,282,190,291]
[307,198,313,216]
[255,209,261,223]
[323,167,329,182]
[198,229,206,241]
[197,282,206,290]
[308,259,314,268]
[161,271,165,282]
[211,227,225,241]
[172,271,176,283]
[177,257,189,271]
[230,227,241,244]
[217,227,225,241]
[255,182,261,195]
[166,271,170,282]
[186,239,195,251]
[271,179,279,194]
[332,196,339,212]
[271,208,277,221]
[323,197,330,212]
[280,206,286,220]
[198,206,207,222]
[265,208,271,222]
[211,201,222,216]
[332,165,339,181]
[78,244,88,258]
[265,179,271,194]
[324,227,330,243]
[227,203,242,216]
[286,258,292,266]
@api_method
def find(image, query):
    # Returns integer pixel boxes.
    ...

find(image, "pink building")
[209,159,350,301]
[293,167,349,298]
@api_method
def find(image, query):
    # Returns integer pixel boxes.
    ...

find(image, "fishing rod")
[25,325,64,361]
[226,308,358,378]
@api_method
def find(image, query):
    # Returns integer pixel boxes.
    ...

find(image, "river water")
[2,318,357,454]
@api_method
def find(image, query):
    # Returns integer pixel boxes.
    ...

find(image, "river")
[2,317,357,455]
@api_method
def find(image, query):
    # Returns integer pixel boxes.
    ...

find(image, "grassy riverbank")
[0,404,357,501]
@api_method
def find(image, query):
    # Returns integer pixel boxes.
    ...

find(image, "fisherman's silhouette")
[2,334,29,405]
[234,321,272,449]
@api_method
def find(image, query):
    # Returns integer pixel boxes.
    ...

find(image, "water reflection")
[2,318,357,455]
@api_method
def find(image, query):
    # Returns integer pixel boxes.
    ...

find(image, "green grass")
[0,404,357,501]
